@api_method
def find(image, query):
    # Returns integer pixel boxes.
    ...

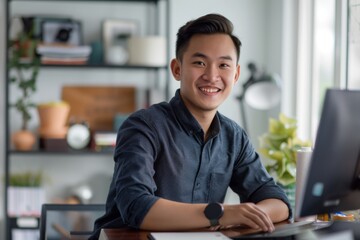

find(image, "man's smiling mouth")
[200,87,221,93]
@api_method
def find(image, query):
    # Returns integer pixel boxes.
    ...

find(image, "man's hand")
[220,203,275,232]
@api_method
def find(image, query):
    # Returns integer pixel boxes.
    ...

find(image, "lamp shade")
[244,80,281,110]
[236,62,282,133]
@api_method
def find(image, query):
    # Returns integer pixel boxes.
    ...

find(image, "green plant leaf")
[278,171,296,186]
[279,113,297,125]
[269,118,285,134]
[8,28,40,130]
[268,149,284,161]
[9,171,44,187]
[275,157,287,179]
[259,113,312,186]
[286,162,296,177]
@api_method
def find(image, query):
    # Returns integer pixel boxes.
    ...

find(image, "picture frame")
[41,19,83,46]
[102,19,138,64]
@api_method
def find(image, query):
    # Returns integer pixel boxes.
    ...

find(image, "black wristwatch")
[204,202,224,226]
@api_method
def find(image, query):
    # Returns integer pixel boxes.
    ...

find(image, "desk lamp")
[236,63,281,132]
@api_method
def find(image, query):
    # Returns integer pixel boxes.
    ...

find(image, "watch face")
[204,202,224,220]
[66,124,91,149]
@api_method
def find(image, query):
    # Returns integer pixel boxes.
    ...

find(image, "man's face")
[171,34,240,116]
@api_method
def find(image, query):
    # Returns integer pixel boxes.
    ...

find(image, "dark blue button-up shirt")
[90,90,290,239]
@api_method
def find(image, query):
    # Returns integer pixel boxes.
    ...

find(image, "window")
[348,0,360,89]
[293,0,348,142]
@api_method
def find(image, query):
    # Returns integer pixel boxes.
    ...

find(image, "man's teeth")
[201,88,219,93]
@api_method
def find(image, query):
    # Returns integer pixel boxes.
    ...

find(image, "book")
[37,44,92,58]
[7,187,45,217]
[93,131,117,147]
[38,44,91,65]
[41,56,88,65]
[92,131,117,152]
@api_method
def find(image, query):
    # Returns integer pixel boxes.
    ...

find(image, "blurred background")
[1,0,359,239]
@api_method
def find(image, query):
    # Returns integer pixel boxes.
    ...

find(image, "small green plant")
[9,171,44,187]
[8,26,40,131]
[259,113,311,186]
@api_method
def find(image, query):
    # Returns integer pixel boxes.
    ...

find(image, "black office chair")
[39,203,105,240]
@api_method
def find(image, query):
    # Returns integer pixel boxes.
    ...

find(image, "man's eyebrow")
[192,52,207,59]
[191,52,233,61]
[220,55,233,61]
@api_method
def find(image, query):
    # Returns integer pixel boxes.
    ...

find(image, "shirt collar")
[169,89,221,138]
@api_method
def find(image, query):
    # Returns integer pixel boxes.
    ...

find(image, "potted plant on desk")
[258,113,311,210]
[8,21,40,151]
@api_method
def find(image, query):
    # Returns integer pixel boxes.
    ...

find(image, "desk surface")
[99,228,148,240]
[98,223,282,240]
[98,221,360,240]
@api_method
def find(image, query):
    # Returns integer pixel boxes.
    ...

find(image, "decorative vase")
[106,45,128,65]
[37,102,70,138]
[12,130,36,151]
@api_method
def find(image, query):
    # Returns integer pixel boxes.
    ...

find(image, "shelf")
[9,217,40,230]
[40,63,168,70]
[9,0,161,3]
[8,149,114,155]
[5,0,169,239]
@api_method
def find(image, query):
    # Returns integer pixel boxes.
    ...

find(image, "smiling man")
[90,13,290,239]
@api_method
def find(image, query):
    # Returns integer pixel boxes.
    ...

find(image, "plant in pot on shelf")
[37,101,70,139]
[258,113,311,210]
[8,25,40,151]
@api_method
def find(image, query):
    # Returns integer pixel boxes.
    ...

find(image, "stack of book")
[12,229,39,240]
[36,44,92,65]
[93,131,117,152]
[7,186,45,217]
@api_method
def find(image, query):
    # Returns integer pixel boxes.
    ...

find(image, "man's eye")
[193,61,205,66]
[220,63,230,68]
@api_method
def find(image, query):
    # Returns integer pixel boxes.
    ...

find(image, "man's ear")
[170,58,181,81]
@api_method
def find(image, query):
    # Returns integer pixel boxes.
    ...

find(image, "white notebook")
[149,232,231,240]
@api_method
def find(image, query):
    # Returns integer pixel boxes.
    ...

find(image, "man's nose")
[203,64,220,81]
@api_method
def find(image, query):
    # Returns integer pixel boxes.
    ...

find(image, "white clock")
[66,124,91,150]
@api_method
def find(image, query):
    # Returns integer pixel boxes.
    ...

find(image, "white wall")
[0,0,286,238]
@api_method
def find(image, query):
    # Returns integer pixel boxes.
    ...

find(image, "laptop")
[228,220,331,239]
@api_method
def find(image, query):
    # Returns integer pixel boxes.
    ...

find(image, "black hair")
[175,13,242,62]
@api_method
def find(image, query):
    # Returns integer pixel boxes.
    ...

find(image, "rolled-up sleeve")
[229,131,292,218]
[113,111,160,228]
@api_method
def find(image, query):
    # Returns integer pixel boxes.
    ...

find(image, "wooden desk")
[98,225,272,240]
[99,228,148,240]
[98,221,360,240]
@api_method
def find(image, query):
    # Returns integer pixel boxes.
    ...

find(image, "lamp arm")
[236,95,248,133]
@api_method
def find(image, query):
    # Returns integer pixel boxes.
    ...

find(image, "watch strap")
[209,218,220,227]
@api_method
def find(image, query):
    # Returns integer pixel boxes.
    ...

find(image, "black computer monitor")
[299,88,360,217]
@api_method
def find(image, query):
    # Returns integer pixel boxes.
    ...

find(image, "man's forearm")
[256,198,290,223]
[140,198,209,230]
[140,198,289,232]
